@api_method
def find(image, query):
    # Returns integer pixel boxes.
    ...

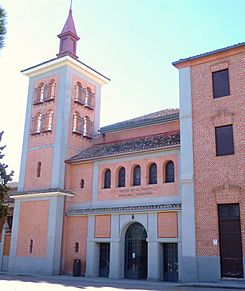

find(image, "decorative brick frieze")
[67,203,181,216]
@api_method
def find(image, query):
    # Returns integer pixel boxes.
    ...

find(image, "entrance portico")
[84,206,181,281]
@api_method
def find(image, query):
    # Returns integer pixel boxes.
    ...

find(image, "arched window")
[36,112,42,133]
[46,110,54,131]
[33,82,44,104]
[75,82,85,104]
[85,87,90,104]
[31,112,42,134]
[84,116,93,138]
[84,116,89,135]
[104,169,111,189]
[72,112,84,135]
[45,79,56,100]
[38,82,45,102]
[84,87,95,108]
[165,161,175,183]
[72,111,80,133]
[149,163,157,184]
[118,167,125,187]
[133,165,141,186]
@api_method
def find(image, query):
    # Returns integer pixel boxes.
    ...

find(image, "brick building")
[0,8,244,282]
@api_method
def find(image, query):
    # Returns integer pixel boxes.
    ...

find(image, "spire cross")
[70,0,73,10]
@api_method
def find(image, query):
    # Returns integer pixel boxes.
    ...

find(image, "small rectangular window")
[29,239,33,253]
[212,69,230,98]
[37,162,42,178]
[215,125,234,156]
[80,179,84,188]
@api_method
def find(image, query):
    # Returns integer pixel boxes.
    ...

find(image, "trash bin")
[73,259,81,277]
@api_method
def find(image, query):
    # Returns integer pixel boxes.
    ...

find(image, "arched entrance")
[124,222,147,279]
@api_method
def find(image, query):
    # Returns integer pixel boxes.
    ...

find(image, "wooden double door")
[218,204,244,278]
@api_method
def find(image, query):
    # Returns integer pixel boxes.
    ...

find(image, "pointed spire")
[57,4,80,59]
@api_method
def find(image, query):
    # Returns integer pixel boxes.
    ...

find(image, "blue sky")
[0,0,244,180]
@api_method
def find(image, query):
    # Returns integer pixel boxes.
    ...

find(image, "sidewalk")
[1,271,245,290]
[182,279,245,289]
[56,275,245,289]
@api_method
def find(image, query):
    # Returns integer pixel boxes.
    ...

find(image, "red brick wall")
[191,50,245,256]
[63,216,88,274]
[66,162,93,203]
[16,200,49,257]
[94,215,111,238]
[157,212,178,238]
[24,148,53,191]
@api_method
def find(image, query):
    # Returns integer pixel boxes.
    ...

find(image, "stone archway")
[124,222,147,279]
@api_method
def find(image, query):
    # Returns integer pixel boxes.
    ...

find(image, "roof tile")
[68,131,180,162]
[100,108,179,133]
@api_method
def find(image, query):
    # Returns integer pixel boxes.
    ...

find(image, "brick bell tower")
[8,5,109,275]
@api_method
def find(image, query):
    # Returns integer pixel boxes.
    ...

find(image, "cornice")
[67,203,181,216]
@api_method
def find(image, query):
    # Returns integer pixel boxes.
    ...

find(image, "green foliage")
[0,6,7,49]
[0,131,14,218]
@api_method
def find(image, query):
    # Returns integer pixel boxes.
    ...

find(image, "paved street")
[0,274,242,291]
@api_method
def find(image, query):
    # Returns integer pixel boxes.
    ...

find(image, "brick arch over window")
[118,167,126,187]
[104,169,111,189]
[165,161,175,183]
[149,163,157,185]
[133,165,141,186]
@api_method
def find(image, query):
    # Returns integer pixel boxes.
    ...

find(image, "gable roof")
[67,131,180,163]
[100,108,179,133]
[172,42,245,66]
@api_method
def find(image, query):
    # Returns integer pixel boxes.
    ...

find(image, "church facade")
[1,8,244,283]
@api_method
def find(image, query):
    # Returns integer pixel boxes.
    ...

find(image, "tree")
[0,131,14,219]
[0,6,7,49]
